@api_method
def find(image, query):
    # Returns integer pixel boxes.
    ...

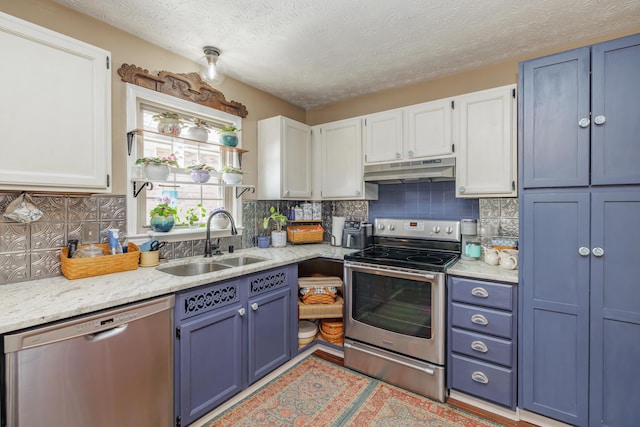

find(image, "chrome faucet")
[204,210,237,257]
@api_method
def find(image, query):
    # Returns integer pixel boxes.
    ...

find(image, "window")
[125,84,243,239]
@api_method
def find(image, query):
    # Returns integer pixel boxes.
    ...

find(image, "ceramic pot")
[257,236,270,248]
[144,164,171,181]
[190,169,211,183]
[211,215,230,229]
[157,120,181,136]
[271,230,287,247]
[187,126,208,141]
[219,131,238,147]
[222,172,242,185]
[150,214,175,232]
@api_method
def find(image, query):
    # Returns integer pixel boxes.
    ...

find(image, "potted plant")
[152,112,185,136]
[183,203,207,229]
[217,124,241,147]
[263,206,287,247]
[221,165,243,185]
[136,153,179,181]
[149,201,178,232]
[185,163,216,183]
[186,117,213,141]
[210,207,230,229]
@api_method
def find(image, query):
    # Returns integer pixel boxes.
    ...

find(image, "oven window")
[351,271,433,339]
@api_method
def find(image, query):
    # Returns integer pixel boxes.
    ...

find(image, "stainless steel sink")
[158,262,230,276]
[218,256,268,267]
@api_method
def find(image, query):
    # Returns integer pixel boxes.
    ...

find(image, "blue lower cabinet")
[447,276,517,410]
[174,265,298,426]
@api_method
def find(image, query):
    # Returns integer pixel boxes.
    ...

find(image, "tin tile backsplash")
[478,198,519,246]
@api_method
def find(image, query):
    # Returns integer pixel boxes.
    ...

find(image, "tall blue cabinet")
[519,33,640,427]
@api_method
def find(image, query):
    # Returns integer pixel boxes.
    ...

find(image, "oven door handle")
[345,262,436,281]
[344,341,436,375]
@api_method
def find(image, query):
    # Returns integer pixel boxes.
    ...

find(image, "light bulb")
[200,46,225,85]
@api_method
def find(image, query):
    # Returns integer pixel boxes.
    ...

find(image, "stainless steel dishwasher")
[3,295,175,427]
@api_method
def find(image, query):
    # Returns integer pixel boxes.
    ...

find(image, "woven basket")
[60,243,140,280]
[301,287,337,304]
[287,225,324,244]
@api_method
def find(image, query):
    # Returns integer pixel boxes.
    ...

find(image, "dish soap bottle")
[108,229,123,255]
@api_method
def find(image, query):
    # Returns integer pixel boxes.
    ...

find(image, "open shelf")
[126,128,248,156]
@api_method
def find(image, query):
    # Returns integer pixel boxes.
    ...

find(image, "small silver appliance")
[461,218,481,261]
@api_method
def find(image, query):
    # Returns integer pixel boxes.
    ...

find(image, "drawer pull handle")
[471,340,489,353]
[471,314,489,326]
[472,371,489,384]
[471,287,489,298]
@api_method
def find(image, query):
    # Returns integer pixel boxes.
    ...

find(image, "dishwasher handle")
[86,324,128,342]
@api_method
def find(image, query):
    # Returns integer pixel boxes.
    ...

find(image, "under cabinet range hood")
[363,157,455,183]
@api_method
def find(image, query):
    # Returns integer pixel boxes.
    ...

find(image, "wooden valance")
[117,64,248,118]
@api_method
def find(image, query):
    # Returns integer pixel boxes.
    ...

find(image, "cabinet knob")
[594,115,606,125]
[238,308,246,316]
[395,152,401,159]
[592,247,604,257]
[578,246,590,256]
[578,117,590,128]
[251,302,259,311]
[471,371,489,384]
[285,190,290,196]
[355,190,361,196]
[471,341,489,353]
[407,150,414,157]
[459,186,465,193]
[471,314,489,326]
[471,287,489,298]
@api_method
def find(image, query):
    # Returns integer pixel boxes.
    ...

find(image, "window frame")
[125,83,244,241]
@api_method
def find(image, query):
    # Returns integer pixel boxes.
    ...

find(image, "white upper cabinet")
[258,116,311,199]
[364,109,403,163]
[455,84,517,198]
[0,12,111,192]
[405,98,455,160]
[319,118,378,200]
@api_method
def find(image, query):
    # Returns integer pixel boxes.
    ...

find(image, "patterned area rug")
[205,355,501,426]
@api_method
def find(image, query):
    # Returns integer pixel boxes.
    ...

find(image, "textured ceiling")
[56,0,640,109]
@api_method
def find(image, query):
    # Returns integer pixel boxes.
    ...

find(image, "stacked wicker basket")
[298,276,344,346]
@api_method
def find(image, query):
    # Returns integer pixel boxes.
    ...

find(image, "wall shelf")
[130,179,254,199]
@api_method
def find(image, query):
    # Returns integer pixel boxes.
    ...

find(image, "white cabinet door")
[405,98,455,160]
[364,109,403,164]
[456,85,516,198]
[0,12,111,192]
[320,119,366,199]
[258,116,311,199]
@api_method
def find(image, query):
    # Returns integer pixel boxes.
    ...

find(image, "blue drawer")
[450,354,514,408]
[451,327,513,367]
[451,302,513,339]
[450,276,513,311]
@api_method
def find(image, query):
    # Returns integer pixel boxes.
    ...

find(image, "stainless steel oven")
[343,218,460,402]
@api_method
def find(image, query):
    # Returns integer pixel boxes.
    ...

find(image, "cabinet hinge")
[512,180,516,190]
[106,57,110,69]
[451,100,455,109]
[106,174,110,187]
[176,416,181,427]
[451,144,455,153]
[176,327,181,340]
[512,88,516,98]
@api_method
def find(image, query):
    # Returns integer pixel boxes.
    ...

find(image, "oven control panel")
[374,218,461,241]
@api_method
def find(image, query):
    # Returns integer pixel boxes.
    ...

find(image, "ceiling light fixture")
[200,46,225,85]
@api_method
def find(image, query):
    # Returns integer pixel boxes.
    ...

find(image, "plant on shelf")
[136,153,180,181]
[263,206,287,247]
[185,163,216,172]
[187,118,213,141]
[210,207,230,229]
[217,124,241,147]
[152,112,185,136]
[185,163,216,183]
[183,204,207,228]
[221,165,243,184]
[149,199,178,232]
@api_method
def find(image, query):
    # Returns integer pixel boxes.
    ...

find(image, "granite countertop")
[0,244,355,335]
[447,259,518,284]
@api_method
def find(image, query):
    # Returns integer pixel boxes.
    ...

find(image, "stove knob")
[388,224,395,230]
[377,223,385,230]
[445,226,453,234]
[432,225,441,233]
